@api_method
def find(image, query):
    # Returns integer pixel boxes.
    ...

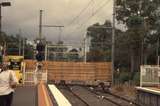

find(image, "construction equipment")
[4,55,25,84]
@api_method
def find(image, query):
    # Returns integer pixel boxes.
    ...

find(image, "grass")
[111,83,137,100]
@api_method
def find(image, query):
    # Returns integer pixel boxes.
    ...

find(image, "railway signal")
[36,43,45,61]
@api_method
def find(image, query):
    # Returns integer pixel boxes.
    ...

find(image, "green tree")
[87,20,112,62]
[116,0,160,74]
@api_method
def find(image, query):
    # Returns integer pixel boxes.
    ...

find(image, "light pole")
[0,2,11,37]
[112,0,116,85]
[0,2,11,60]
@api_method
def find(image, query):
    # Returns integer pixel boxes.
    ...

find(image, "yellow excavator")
[4,56,25,84]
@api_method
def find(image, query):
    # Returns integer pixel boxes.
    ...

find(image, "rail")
[84,87,140,106]
[63,84,90,106]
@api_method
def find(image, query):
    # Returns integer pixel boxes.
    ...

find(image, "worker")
[0,63,18,106]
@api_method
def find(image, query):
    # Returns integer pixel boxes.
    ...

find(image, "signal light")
[36,43,45,52]
[36,52,44,62]
[36,43,45,61]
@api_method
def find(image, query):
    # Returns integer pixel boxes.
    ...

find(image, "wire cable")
[67,0,94,26]
[77,0,111,29]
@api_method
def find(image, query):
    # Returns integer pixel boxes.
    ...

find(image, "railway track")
[85,86,140,106]
[57,84,90,106]
[54,84,140,106]
[102,90,140,106]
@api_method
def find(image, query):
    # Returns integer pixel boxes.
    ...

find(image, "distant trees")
[0,32,34,59]
[116,0,160,73]
[87,20,112,62]
[86,0,160,83]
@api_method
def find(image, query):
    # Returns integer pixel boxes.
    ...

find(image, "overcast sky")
[1,0,113,45]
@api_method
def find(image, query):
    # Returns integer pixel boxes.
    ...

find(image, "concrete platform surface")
[12,86,37,106]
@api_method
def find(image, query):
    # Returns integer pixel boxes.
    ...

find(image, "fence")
[24,60,112,85]
[23,71,48,85]
[140,65,160,87]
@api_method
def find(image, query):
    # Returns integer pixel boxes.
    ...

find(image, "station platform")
[136,87,160,95]
[12,84,72,106]
[136,87,160,106]
[12,86,37,106]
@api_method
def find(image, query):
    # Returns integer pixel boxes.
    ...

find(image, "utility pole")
[39,10,43,42]
[0,5,1,39]
[19,29,22,56]
[22,37,25,57]
[84,33,87,63]
[42,25,64,61]
[112,0,116,85]
[157,37,159,66]
[0,2,11,59]
[45,44,47,61]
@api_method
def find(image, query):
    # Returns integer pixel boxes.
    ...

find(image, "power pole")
[112,0,116,85]
[0,5,1,39]
[157,37,159,66]
[42,25,64,61]
[39,10,43,42]
[45,44,47,61]
[22,37,25,57]
[84,33,87,63]
[19,29,22,56]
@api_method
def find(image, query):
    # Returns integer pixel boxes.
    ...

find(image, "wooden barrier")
[24,60,112,84]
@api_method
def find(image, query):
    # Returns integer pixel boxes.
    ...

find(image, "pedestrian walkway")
[12,86,37,106]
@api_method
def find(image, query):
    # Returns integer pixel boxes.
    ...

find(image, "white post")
[140,66,143,87]
[45,44,47,61]
[84,33,87,63]
[158,56,160,66]
[22,62,26,85]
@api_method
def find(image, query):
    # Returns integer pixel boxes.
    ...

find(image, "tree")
[87,20,112,62]
[0,32,34,59]
[116,0,160,74]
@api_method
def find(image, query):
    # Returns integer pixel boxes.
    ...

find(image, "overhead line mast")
[112,0,116,85]
[39,10,43,42]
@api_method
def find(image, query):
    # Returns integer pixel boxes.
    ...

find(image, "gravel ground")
[65,85,116,106]
[57,85,87,106]
[58,86,115,106]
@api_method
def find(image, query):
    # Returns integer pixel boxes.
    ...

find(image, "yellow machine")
[4,56,25,84]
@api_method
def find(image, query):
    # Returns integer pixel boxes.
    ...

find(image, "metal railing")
[140,65,160,87]
[23,69,48,85]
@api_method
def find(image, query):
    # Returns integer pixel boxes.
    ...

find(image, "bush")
[114,71,130,84]
[132,72,140,85]
[119,71,130,83]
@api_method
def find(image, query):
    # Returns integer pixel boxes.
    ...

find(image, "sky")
[1,0,113,45]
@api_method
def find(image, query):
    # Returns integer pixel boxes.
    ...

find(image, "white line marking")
[136,87,160,95]
[48,84,72,106]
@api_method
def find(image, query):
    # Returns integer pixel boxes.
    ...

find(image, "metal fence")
[23,70,48,85]
[140,65,160,87]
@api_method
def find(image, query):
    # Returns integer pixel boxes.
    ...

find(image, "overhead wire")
[67,0,94,26]
[66,0,105,30]
[66,0,111,36]
[64,0,112,47]
[77,0,112,29]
